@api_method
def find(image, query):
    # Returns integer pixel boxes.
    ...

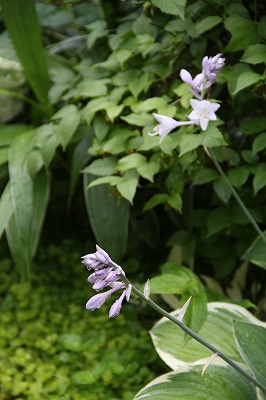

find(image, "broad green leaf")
[106,104,124,122]
[232,71,262,95]
[150,302,264,370]
[179,134,203,156]
[150,0,186,19]
[7,130,50,280]
[87,176,122,188]
[83,157,117,176]
[132,14,157,37]
[121,113,154,126]
[167,193,182,212]
[0,183,13,239]
[75,79,109,98]
[152,263,207,336]
[116,170,139,204]
[213,177,232,203]
[8,130,35,279]
[92,116,110,142]
[193,168,219,185]
[253,163,266,194]
[195,16,222,35]
[228,167,249,188]
[29,170,50,258]
[234,321,266,387]
[83,174,130,262]
[173,83,193,108]
[52,104,80,150]
[132,97,167,112]
[243,234,266,270]
[134,363,257,400]
[137,159,160,182]
[207,207,230,237]
[0,124,30,146]
[1,0,50,107]
[241,117,266,135]
[117,153,147,172]
[241,44,266,65]
[252,132,266,153]
[86,20,108,49]
[128,72,152,98]
[202,126,227,148]
[68,128,92,206]
[225,18,258,52]
[143,194,169,211]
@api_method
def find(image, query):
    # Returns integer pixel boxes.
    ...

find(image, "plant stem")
[204,146,266,245]
[121,275,266,393]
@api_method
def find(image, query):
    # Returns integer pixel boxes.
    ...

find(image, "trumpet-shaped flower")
[83,245,132,318]
[149,113,196,143]
[188,99,220,131]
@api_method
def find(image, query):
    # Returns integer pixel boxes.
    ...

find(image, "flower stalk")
[205,147,266,246]
[120,274,266,394]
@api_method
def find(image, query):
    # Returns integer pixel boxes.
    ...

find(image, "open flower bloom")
[188,99,220,131]
[83,245,131,318]
[149,113,196,143]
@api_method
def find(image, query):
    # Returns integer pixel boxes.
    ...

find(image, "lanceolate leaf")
[83,174,130,262]
[0,183,13,239]
[1,0,51,108]
[7,131,50,280]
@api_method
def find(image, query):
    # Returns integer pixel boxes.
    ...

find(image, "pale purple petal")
[180,69,193,84]
[86,284,124,311]
[95,245,112,264]
[109,290,127,318]
[125,284,132,301]
[193,73,205,89]
[190,99,201,111]
[144,279,150,300]
[200,117,209,131]
[92,280,109,290]
[209,103,220,112]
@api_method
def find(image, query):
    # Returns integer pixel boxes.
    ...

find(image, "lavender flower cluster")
[82,245,132,318]
[149,54,225,142]
[180,53,225,100]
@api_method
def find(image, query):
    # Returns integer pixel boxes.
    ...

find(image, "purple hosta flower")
[84,245,132,318]
[82,245,112,270]
[181,54,225,97]
[180,69,205,100]
[109,284,132,318]
[86,283,125,311]
[149,113,196,143]
[188,99,220,131]
[202,53,225,79]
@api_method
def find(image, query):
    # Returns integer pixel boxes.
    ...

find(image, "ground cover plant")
[0,0,266,399]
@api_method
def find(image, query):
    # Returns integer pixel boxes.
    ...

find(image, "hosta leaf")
[253,163,266,194]
[134,363,257,400]
[0,183,13,239]
[150,302,264,370]
[234,321,266,387]
[83,174,130,262]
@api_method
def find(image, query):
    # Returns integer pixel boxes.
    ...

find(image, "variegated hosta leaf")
[150,302,266,370]
[134,363,257,400]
